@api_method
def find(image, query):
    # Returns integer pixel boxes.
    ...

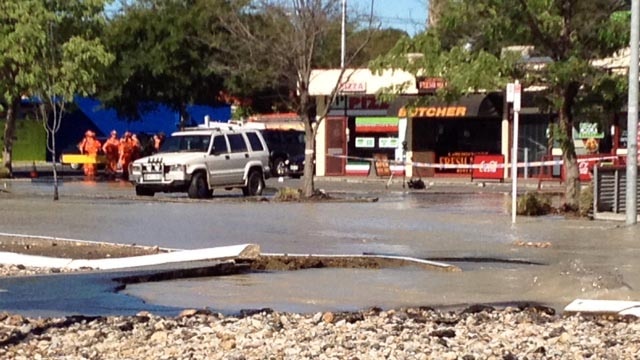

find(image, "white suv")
[129,124,271,198]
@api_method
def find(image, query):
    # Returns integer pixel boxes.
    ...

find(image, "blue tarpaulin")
[51,97,231,160]
[74,97,231,136]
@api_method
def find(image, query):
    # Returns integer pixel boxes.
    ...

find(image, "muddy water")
[2,179,639,314]
[125,220,640,314]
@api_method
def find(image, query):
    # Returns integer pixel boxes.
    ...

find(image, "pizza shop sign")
[338,82,367,93]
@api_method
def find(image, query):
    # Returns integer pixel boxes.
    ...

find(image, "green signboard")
[577,123,604,139]
[355,137,375,148]
[379,137,399,148]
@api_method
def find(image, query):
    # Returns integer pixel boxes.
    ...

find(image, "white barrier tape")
[328,154,620,170]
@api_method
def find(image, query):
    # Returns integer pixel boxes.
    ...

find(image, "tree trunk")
[51,106,60,201]
[52,161,59,201]
[300,90,315,197]
[2,97,20,176]
[302,125,315,197]
[559,91,580,211]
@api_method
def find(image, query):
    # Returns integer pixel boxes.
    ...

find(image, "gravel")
[0,306,638,359]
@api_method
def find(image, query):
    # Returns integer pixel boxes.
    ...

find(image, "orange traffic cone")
[30,161,38,178]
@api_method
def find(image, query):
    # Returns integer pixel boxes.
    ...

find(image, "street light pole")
[627,0,639,225]
[341,0,346,68]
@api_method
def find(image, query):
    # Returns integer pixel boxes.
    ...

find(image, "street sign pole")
[509,81,522,224]
[627,0,639,225]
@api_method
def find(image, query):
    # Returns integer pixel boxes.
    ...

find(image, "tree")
[1,0,112,196]
[350,29,408,67]
[427,0,446,28]
[99,0,229,125]
[1,0,112,184]
[220,0,376,197]
[0,1,45,175]
[373,0,630,210]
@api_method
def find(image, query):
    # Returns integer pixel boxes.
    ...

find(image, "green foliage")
[231,105,254,120]
[372,30,516,101]
[0,0,46,105]
[516,192,553,216]
[579,183,594,218]
[1,0,111,99]
[599,10,631,49]
[1,0,112,176]
[99,0,228,120]
[315,25,408,69]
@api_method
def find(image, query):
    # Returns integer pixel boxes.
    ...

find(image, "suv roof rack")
[181,122,241,132]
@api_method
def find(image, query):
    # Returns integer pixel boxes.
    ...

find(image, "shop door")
[325,116,346,176]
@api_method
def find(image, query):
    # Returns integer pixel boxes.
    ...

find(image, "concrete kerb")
[0,248,460,272]
[314,175,562,192]
[0,233,459,272]
[0,243,260,270]
[564,299,640,318]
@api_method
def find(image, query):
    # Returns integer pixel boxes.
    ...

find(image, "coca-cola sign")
[472,154,505,180]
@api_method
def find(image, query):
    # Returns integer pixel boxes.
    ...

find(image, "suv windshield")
[160,135,211,153]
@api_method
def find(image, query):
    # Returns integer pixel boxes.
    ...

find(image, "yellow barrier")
[60,154,107,164]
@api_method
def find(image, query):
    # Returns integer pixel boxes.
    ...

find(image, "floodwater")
[1,178,640,315]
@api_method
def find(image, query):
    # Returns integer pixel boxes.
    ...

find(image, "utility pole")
[627,0,639,225]
[341,0,346,68]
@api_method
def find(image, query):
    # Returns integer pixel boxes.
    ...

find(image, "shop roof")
[309,69,417,96]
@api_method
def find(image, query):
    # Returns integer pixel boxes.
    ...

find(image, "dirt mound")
[245,255,458,272]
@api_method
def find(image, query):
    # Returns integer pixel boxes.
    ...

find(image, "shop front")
[310,68,416,177]
[310,68,627,181]
[310,69,554,179]
[326,94,404,176]
[391,93,505,177]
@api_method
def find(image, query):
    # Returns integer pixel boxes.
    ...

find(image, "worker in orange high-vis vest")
[131,133,142,160]
[78,130,102,179]
[102,130,120,179]
[118,131,135,180]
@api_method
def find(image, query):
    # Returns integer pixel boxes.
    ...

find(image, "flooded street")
[1,178,639,315]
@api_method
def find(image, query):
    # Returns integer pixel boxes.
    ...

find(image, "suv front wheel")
[242,170,265,196]
[188,172,213,199]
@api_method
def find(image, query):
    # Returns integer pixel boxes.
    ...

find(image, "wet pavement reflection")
[1,178,639,315]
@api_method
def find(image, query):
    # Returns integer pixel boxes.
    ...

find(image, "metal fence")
[593,165,640,215]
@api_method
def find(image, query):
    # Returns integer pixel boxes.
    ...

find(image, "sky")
[106,0,429,37]
[351,0,428,36]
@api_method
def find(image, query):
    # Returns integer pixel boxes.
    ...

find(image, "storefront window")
[347,117,399,175]
[412,118,500,174]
